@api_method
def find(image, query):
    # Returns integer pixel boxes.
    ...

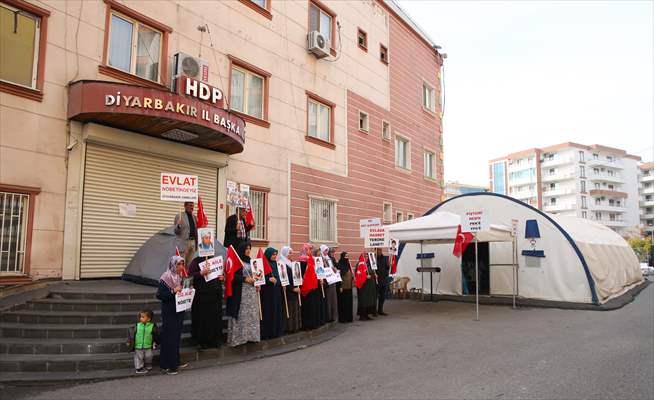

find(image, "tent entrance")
[462,242,489,295]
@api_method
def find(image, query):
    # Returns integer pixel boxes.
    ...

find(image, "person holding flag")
[259,248,283,340]
[223,207,253,250]
[355,253,376,321]
[299,244,323,330]
[225,241,261,347]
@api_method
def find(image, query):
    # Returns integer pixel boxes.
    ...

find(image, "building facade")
[639,162,654,235]
[0,0,444,284]
[489,143,641,235]
[444,181,488,200]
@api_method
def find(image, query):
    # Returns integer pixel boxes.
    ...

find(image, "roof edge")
[381,0,440,52]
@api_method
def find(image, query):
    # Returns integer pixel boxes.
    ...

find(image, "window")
[0,1,49,100]
[424,150,435,179]
[306,91,334,146]
[379,44,388,64]
[593,153,598,159]
[582,211,587,219]
[395,136,410,169]
[608,184,614,190]
[357,28,367,51]
[609,199,615,206]
[395,211,404,223]
[309,197,337,243]
[551,198,557,205]
[229,56,271,126]
[595,212,602,220]
[382,120,391,140]
[422,81,436,112]
[607,155,613,162]
[594,183,600,189]
[238,0,272,19]
[616,200,621,207]
[407,212,414,220]
[358,111,369,132]
[578,151,585,162]
[608,170,614,176]
[383,202,392,223]
[0,186,38,276]
[579,166,585,178]
[581,196,587,208]
[549,168,555,175]
[580,180,586,193]
[108,12,162,82]
[309,0,335,53]
[550,183,556,189]
[609,213,616,221]
[595,197,601,205]
[250,0,266,7]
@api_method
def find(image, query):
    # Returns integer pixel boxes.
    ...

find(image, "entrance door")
[461,242,489,295]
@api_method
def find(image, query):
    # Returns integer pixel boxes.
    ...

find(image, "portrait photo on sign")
[367,252,378,270]
[326,258,335,271]
[227,180,239,206]
[251,258,266,286]
[314,256,326,278]
[239,183,250,208]
[197,228,215,257]
[277,262,289,286]
[292,262,303,286]
[389,238,398,255]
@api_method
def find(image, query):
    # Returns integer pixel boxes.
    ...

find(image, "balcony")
[543,203,577,212]
[591,203,626,213]
[541,156,575,168]
[640,199,654,207]
[641,213,654,219]
[511,191,537,200]
[587,157,623,169]
[641,174,654,183]
[589,189,627,198]
[542,172,577,182]
[542,187,576,197]
[589,172,623,183]
[640,186,654,195]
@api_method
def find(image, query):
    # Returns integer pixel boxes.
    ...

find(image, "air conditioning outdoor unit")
[307,31,330,58]
[173,52,209,84]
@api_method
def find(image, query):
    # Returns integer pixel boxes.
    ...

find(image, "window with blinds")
[0,192,29,274]
[310,197,336,243]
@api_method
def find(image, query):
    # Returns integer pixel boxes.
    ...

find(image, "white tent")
[394,193,643,305]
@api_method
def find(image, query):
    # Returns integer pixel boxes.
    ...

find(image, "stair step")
[0,309,171,325]
[14,298,161,312]
[0,320,191,339]
[0,334,194,355]
[47,290,155,301]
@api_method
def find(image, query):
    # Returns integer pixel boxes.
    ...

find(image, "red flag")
[245,204,255,229]
[257,248,273,275]
[196,196,208,229]
[175,246,181,257]
[225,245,243,298]
[300,255,318,297]
[354,253,368,289]
[390,255,397,275]
[453,224,474,257]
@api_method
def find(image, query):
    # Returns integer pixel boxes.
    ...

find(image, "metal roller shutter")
[81,144,217,278]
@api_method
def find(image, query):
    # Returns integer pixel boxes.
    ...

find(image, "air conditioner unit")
[307,31,330,58]
[173,52,209,84]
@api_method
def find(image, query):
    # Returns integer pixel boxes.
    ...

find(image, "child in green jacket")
[127,310,160,374]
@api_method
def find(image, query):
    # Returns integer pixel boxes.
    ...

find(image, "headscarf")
[160,255,184,290]
[278,246,292,264]
[264,247,279,280]
[337,252,350,275]
[236,240,251,263]
[299,243,312,262]
[320,244,329,258]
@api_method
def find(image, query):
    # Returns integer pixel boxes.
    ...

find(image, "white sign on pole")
[365,226,389,248]
[160,173,198,202]
[462,210,488,233]
[200,256,224,282]
[175,288,195,312]
[511,219,519,237]
[291,262,303,286]
[359,218,382,238]
[277,262,290,287]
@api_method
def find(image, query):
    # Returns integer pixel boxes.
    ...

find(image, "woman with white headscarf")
[279,246,301,332]
[320,245,338,323]
[156,255,189,375]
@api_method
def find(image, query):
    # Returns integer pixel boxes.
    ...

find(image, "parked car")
[640,263,654,277]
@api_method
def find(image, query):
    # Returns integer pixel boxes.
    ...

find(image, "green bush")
[628,237,652,262]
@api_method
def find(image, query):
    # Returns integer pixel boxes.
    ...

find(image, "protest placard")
[365,226,389,248]
[251,258,266,286]
[200,255,224,282]
[389,237,399,255]
[359,218,382,238]
[226,180,239,206]
[277,262,290,286]
[462,210,488,233]
[292,262,303,286]
[161,172,198,202]
[367,252,378,270]
[197,227,215,257]
[175,288,195,312]
[314,256,326,279]
[239,184,250,208]
[325,267,341,284]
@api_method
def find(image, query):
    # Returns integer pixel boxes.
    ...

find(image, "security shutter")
[80,144,217,278]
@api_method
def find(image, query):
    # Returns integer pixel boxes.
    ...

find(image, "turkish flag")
[354,253,368,289]
[300,255,318,297]
[225,245,243,298]
[390,255,397,275]
[245,202,256,229]
[196,196,209,229]
[453,224,474,257]
[257,248,273,275]
[175,246,181,257]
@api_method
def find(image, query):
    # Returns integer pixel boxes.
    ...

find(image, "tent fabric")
[396,193,642,305]
[122,226,226,285]
[386,211,513,243]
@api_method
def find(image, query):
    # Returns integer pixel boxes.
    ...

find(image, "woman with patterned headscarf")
[260,247,283,340]
[156,255,188,375]
[279,246,301,332]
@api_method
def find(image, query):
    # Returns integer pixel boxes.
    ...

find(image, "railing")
[542,188,576,197]
[540,156,575,168]
[587,158,623,169]
[542,172,577,181]
[543,203,576,212]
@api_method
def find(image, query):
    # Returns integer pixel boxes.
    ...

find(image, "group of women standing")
[155,241,363,373]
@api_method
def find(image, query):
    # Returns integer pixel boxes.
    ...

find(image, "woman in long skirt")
[279,246,301,332]
[156,255,188,375]
[337,252,354,323]
[188,253,223,348]
[300,244,322,330]
[260,247,283,340]
[356,253,377,321]
[226,241,260,347]
[320,245,338,323]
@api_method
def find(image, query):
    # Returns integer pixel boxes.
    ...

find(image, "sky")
[398,0,654,186]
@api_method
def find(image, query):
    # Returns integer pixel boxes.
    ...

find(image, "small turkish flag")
[300,255,318,297]
[453,224,474,257]
[175,246,181,257]
[225,245,243,298]
[196,196,208,229]
[245,202,255,229]
[257,248,273,275]
[354,253,368,289]
[390,255,397,275]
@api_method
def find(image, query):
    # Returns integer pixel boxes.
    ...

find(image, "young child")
[127,310,160,374]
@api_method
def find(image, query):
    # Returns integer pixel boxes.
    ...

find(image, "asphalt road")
[20,285,654,400]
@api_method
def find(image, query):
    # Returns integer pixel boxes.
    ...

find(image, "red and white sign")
[177,76,224,108]
[359,218,382,238]
[365,226,389,248]
[160,173,199,202]
[462,210,488,233]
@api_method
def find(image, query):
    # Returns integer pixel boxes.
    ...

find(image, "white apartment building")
[639,162,654,235]
[489,143,641,236]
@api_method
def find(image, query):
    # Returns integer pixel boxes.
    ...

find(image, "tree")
[628,237,652,262]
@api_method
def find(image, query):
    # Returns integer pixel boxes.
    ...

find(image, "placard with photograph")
[325,266,341,284]
[367,252,378,270]
[389,238,399,256]
[251,258,266,286]
[199,255,224,282]
[197,228,215,257]
[239,184,250,209]
[292,262,303,286]
[277,262,290,287]
[227,180,240,206]
[313,256,326,279]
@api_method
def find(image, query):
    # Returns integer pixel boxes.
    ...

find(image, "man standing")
[375,248,390,316]
[223,208,252,250]
[174,202,197,264]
